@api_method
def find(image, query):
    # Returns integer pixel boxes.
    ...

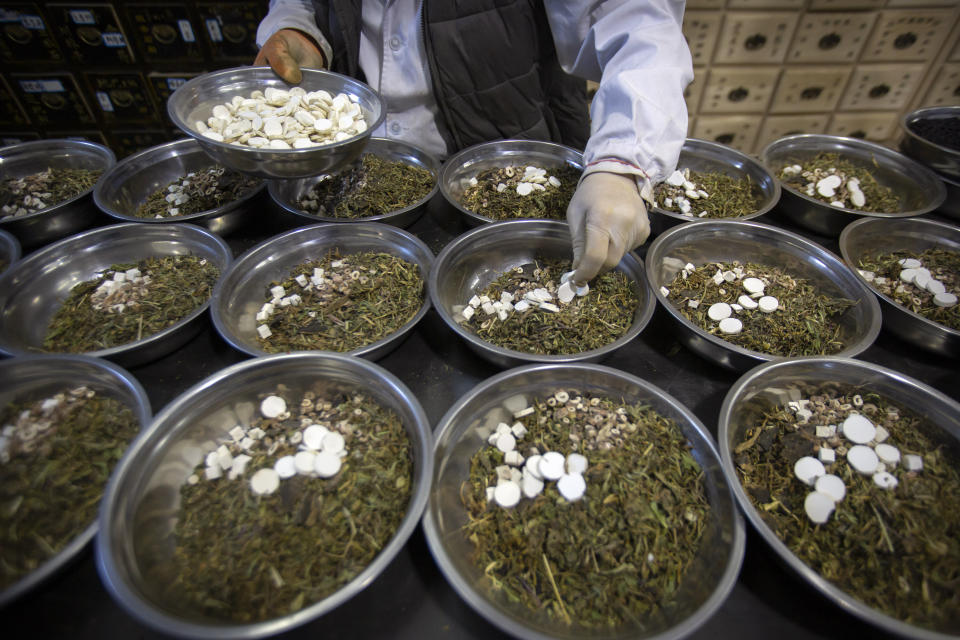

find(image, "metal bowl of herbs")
[429,219,654,368]
[268,137,440,228]
[97,352,433,638]
[423,362,745,640]
[0,138,115,249]
[167,66,384,179]
[0,227,20,275]
[899,105,960,180]
[211,222,432,360]
[0,354,150,607]
[646,219,882,372]
[0,223,231,367]
[761,134,946,236]
[94,138,265,235]
[839,216,960,357]
[438,139,583,226]
[650,138,779,237]
[718,357,960,640]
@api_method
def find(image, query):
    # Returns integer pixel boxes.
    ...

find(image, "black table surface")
[5,194,958,640]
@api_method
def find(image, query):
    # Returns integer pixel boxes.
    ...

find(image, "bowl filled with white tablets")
[167,66,384,179]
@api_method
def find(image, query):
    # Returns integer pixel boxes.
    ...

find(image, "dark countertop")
[5,194,957,640]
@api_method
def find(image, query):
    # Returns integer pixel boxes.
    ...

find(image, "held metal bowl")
[839,217,960,357]
[0,223,232,367]
[96,352,433,639]
[760,134,946,236]
[268,137,440,229]
[649,138,780,237]
[645,220,882,372]
[0,138,116,249]
[0,354,151,607]
[211,222,433,360]
[899,105,960,180]
[438,139,584,226]
[429,219,655,368]
[0,228,20,275]
[167,66,384,179]
[423,363,745,640]
[717,357,960,640]
[93,137,266,235]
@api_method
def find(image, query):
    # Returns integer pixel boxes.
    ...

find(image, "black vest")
[311,0,590,153]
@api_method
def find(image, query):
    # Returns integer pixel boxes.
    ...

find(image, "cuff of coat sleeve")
[582,159,655,207]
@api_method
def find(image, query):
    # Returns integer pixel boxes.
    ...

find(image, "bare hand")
[254,29,326,84]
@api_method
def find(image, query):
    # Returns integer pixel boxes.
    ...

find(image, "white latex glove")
[566,171,650,284]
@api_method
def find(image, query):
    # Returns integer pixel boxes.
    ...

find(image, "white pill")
[757,296,779,313]
[494,481,522,507]
[260,395,286,418]
[314,450,342,478]
[842,414,876,444]
[804,491,835,524]
[274,455,297,478]
[294,451,317,475]
[794,456,825,486]
[538,451,566,481]
[522,473,544,498]
[847,445,879,475]
[872,471,898,490]
[742,277,765,294]
[250,468,281,495]
[557,281,576,304]
[815,474,846,502]
[322,431,346,454]
[557,473,586,501]
[565,453,588,475]
[874,425,889,443]
[718,317,743,334]
[560,270,575,284]
[496,432,516,453]
[925,279,946,295]
[737,294,758,310]
[302,424,328,450]
[899,268,918,284]
[708,302,732,321]
[875,443,900,466]
[934,292,957,307]
[898,258,921,269]
[914,272,931,289]
[525,454,544,480]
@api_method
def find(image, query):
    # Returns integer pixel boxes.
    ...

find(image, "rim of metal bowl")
[0,138,116,225]
[0,228,21,270]
[717,356,960,640]
[0,353,151,607]
[93,137,266,225]
[96,352,433,639]
[646,219,882,368]
[428,219,655,365]
[266,137,441,225]
[423,362,746,640]
[651,137,781,224]
[0,222,232,360]
[760,133,947,218]
[899,105,960,159]
[210,222,433,359]
[839,216,960,340]
[167,66,385,162]
[439,139,584,225]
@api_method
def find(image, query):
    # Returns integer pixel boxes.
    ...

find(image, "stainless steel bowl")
[0,228,20,275]
[0,354,151,606]
[0,138,116,249]
[761,134,946,236]
[645,219,882,372]
[439,139,583,226]
[429,219,654,368]
[211,222,433,360]
[423,363,745,640]
[934,170,960,221]
[899,105,960,180]
[650,138,780,237]
[0,223,232,367]
[94,137,265,235]
[167,66,384,179]
[839,217,960,357]
[97,352,432,638]
[268,137,440,228]
[717,357,960,640]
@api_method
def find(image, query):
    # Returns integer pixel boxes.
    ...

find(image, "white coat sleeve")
[256,0,333,67]
[544,0,693,197]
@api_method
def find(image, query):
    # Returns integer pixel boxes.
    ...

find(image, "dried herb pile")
[654,168,763,218]
[43,255,219,353]
[0,387,138,590]
[734,384,960,630]
[134,166,260,218]
[463,390,708,629]
[779,152,899,212]
[858,248,960,330]
[298,154,435,218]
[0,168,102,219]
[459,165,581,221]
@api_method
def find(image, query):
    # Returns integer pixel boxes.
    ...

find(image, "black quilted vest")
[310,0,590,153]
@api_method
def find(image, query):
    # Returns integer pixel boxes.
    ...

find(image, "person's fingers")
[273,51,303,84]
[572,224,610,285]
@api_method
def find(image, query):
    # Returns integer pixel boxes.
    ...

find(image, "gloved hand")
[566,171,651,284]
[254,29,326,84]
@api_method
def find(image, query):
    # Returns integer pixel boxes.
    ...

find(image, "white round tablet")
[899,268,918,284]
[557,473,586,501]
[804,491,835,524]
[302,424,328,450]
[708,302,732,321]
[321,431,346,454]
[757,296,779,313]
[494,481,522,507]
[496,432,516,453]
[847,445,879,475]
[934,292,957,308]
[718,317,743,334]
[737,294,758,309]
[538,451,566,481]
[814,473,846,502]
[250,468,280,496]
[260,395,287,418]
[874,443,900,466]
[872,471,898,490]
[742,277,765,294]
[294,450,317,475]
[898,258,921,269]
[274,455,297,479]
[525,454,544,480]
[794,456,825,486]
[314,450,342,478]
[841,414,876,444]
[565,452,588,475]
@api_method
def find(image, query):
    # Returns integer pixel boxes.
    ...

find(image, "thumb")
[271,50,303,84]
